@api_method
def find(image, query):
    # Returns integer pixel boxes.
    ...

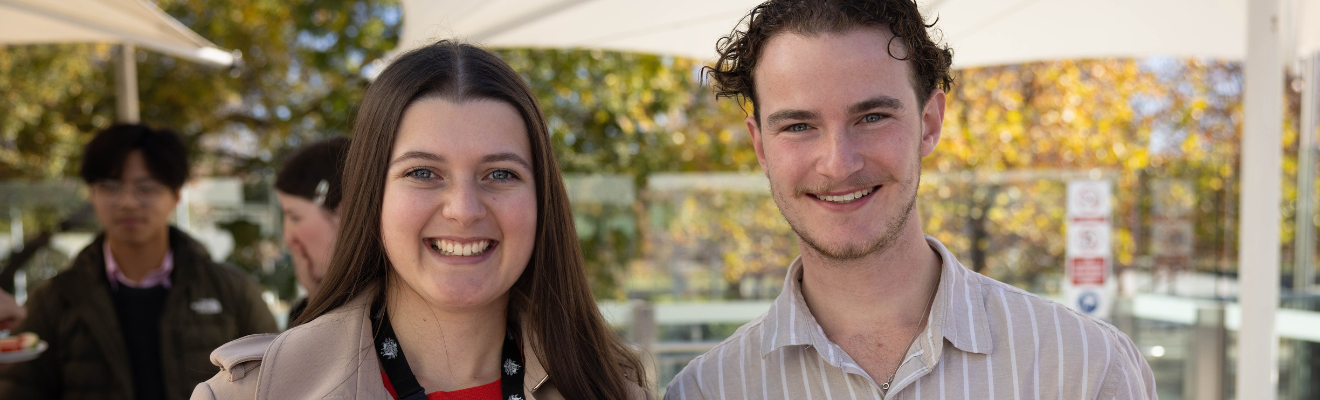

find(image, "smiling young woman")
[192,41,649,400]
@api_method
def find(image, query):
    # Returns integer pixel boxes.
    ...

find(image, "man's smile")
[808,185,880,204]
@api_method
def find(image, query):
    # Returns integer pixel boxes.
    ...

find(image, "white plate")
[0,341,47,363]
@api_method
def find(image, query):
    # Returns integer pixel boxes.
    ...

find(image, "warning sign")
[1065,179,1113,319]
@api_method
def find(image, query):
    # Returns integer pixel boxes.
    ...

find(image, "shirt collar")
[759,235,993,360]
[925,235,994,355]
[103,240,174,291]
[758,256,830,358]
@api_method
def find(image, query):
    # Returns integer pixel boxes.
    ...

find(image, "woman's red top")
[381,371,502,400]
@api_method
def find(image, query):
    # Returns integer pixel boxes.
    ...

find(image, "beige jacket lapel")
[250,295,561,399]
[250,295,388,399]
[522,338,559,400]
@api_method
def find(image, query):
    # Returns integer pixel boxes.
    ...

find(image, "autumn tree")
[928,58,1260,294]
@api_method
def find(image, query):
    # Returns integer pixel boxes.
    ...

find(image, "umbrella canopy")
[394,0,751,63]
[0,0,234,67]
[1300,0,1320,58]
[394,0,1317,67]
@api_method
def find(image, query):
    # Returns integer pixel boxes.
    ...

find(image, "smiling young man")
[664,1,1155,399]
[0,124,277,400]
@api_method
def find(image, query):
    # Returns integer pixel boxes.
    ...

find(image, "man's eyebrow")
[765,109,820,127]
[480,152,533,170]
[389,151,445,167]
[849,96,904,114]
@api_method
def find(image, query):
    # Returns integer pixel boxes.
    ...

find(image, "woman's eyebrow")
[480,152,532,170]
[389,151,445,167]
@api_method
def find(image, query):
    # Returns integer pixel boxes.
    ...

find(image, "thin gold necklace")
[880,283,938,392]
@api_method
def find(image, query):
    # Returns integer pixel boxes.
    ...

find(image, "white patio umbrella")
[393,1,1311,398]
[0,0,237,123]
[392,0,1317,65]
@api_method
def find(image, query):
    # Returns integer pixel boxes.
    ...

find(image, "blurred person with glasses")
[272,137,348,324]
[665,1,1155,399]
[0,124,278,400]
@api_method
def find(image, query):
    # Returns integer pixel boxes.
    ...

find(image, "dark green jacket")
[0,227,278,400]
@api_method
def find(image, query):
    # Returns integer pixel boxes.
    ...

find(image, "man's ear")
[747,115,769,176]
[919,89,946,158]
[166,187,183,208]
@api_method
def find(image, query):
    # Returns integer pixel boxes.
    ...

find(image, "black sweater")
[112,285,169,400]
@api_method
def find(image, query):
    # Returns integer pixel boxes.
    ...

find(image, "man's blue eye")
[863,114,883,123]
[787,123,809,132]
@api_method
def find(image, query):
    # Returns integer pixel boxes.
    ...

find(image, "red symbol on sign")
[1069,258,1107,285]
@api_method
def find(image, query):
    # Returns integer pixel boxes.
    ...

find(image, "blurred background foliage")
[0,0,1308,301]
[926,59,1265,293]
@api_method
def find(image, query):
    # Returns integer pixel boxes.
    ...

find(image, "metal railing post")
[631,300,657,390]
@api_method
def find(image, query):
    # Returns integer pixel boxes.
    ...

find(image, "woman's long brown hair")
[294,40,648,398]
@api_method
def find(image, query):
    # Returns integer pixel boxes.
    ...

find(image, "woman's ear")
[327,209,342,227]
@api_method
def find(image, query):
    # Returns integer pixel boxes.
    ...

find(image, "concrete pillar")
[1236,0,1285,397]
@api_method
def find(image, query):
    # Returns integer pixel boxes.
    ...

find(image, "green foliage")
[495,49,755,179]
[644,188,796,300]
[496,49,758,299]
[218,218,297,300]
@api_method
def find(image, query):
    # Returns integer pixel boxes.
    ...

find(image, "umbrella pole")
[115,43,139,124]
[1237,0,1284,398]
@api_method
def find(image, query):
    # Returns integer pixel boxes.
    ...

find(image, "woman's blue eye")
[489,169,518,181]
[405,169,436,180]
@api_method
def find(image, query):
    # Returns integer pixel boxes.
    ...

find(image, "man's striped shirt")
[664,235,1156,399]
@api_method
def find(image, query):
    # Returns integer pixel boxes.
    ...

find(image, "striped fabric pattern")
[665,235,1156,400]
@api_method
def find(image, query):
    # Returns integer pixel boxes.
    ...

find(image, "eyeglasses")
[91,181,170,206]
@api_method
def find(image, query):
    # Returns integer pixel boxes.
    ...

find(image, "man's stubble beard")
[769,147,922,263]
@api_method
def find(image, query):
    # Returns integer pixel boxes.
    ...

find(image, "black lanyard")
[371,304,526,400]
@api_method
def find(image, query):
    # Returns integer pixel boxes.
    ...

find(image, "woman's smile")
[424,237,500,265]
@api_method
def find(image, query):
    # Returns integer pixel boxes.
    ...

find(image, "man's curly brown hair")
[707,0,954,123]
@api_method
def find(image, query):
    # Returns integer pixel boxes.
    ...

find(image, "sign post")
[1065,180,1114,319]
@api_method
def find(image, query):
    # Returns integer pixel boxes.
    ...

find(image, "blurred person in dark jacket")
[0,124,278,400]
[273,137,348,324]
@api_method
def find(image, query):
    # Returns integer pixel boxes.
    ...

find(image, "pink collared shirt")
[104,241,173,291]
